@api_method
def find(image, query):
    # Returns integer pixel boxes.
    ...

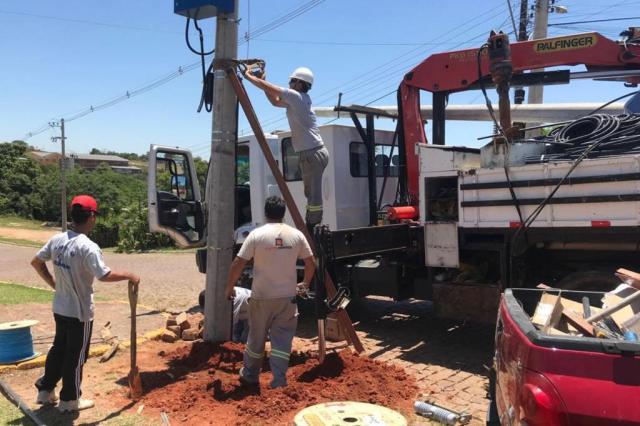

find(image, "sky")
[1,0,638,159]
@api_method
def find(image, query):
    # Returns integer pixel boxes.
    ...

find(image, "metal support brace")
[226,68,365,353]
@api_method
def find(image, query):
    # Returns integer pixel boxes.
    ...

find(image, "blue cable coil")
[0,322,37,364]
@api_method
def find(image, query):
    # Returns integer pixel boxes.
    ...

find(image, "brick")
[166,315,177,327]
[182,327,200,341]
[167,325,182,338]
[176,312,191,330]
[427,368,456,382]
[161,330,178,343]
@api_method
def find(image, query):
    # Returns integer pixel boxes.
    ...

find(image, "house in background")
[29,151,142,174]
[28,151,61,166]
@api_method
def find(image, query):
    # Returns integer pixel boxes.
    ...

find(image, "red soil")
[126,341,418,425]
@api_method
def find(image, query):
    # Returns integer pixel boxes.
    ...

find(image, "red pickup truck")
[489,288,640,426]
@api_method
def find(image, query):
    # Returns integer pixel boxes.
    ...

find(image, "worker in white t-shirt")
[30,195,140,412]
[244,66,330,235]
[225,196,315,388]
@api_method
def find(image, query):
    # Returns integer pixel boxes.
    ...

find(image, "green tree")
[237,162,249,185]
[0,141,42,217]
[193,157,208,192]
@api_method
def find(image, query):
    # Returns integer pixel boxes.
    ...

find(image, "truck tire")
[555,270,621,292]
[199,290,205,309]
[486,365,500,425]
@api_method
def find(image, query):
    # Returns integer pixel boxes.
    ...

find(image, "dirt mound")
[135,341,417,425]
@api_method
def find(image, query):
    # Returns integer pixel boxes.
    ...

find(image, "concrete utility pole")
[51,119,67,232]
[527,0,549,105]
[204,0,238,342]
[513,0,529,104]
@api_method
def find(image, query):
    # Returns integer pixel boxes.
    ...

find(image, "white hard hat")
[290,67,314,86]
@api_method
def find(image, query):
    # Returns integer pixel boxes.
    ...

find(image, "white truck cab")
[148,124,399,249]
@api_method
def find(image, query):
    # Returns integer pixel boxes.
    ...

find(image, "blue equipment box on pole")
[174,0,234,20]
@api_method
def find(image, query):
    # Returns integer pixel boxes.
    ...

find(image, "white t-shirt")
[36,231,111,322]
[233,286,251,324]
[237,223,313,299]
[281,88,324,152]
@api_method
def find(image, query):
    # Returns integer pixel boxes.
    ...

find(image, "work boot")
[238,367,258,386]
[269,379,287,389]
[57,398,95,412]
[35,390,58,405]
[306,222,317,241]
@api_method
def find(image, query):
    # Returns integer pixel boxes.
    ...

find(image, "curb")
[0,328,166,375]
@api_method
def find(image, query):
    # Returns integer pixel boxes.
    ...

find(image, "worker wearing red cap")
[244,66,329,235]
[30,195,140,413]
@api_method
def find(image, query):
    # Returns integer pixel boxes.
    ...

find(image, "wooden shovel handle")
[128,280,138,367]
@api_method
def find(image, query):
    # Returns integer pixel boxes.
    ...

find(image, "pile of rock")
[161,312,204,343]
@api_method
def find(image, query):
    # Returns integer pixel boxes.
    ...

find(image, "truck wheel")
[556,270,621,292]
[486,365,500,425]
[199,290,205,309]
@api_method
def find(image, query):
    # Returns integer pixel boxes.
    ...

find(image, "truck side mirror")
[147,145,206,248]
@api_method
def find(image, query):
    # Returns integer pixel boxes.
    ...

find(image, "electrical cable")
[506,0,519,37]
[185,17,214,55]
[511,111,640,255]
[0,9,179,34]
[255,6,510,133]
[548,16,640,27]
[524,112,640,164]
[476,42,526,232]
[377,125,399,210]
[184,17,215,112]
[587,89,640,115]
[23,0,325,140]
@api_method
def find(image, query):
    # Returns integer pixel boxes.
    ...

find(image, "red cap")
[70,195,98,213]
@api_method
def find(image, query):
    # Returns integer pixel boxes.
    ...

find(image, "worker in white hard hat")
[244,66,330,235]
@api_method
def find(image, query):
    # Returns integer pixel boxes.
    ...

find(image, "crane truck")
[148,28,640,323]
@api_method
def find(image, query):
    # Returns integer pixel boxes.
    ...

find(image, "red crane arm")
[399,31,640,207]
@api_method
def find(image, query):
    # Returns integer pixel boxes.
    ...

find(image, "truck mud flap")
[433,283,500,323]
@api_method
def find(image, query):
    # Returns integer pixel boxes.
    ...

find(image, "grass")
[0,396,34,426]
[0,394,153,426]
[0,282,53,305]
[0,237,43,248]
[0,215,51,231]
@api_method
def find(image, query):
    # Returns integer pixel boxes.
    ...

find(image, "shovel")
[128,280,143,399]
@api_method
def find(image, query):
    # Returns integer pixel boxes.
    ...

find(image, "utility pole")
[204,0,239,342]
[513,0,529,104]
[527,0,549,105]
[51,119,67,232]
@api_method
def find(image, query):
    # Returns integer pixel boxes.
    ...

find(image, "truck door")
[148,145,205,248]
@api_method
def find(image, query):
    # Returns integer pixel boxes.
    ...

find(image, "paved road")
[0,243,205,311]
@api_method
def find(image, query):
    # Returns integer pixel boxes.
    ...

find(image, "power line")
[22,0,326,140]
[272,16,509,131]
[548,16,640,27]
[0,9,179,34]
[253,5,510,134]
[506,0,519,36]
[253,38,474,47]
